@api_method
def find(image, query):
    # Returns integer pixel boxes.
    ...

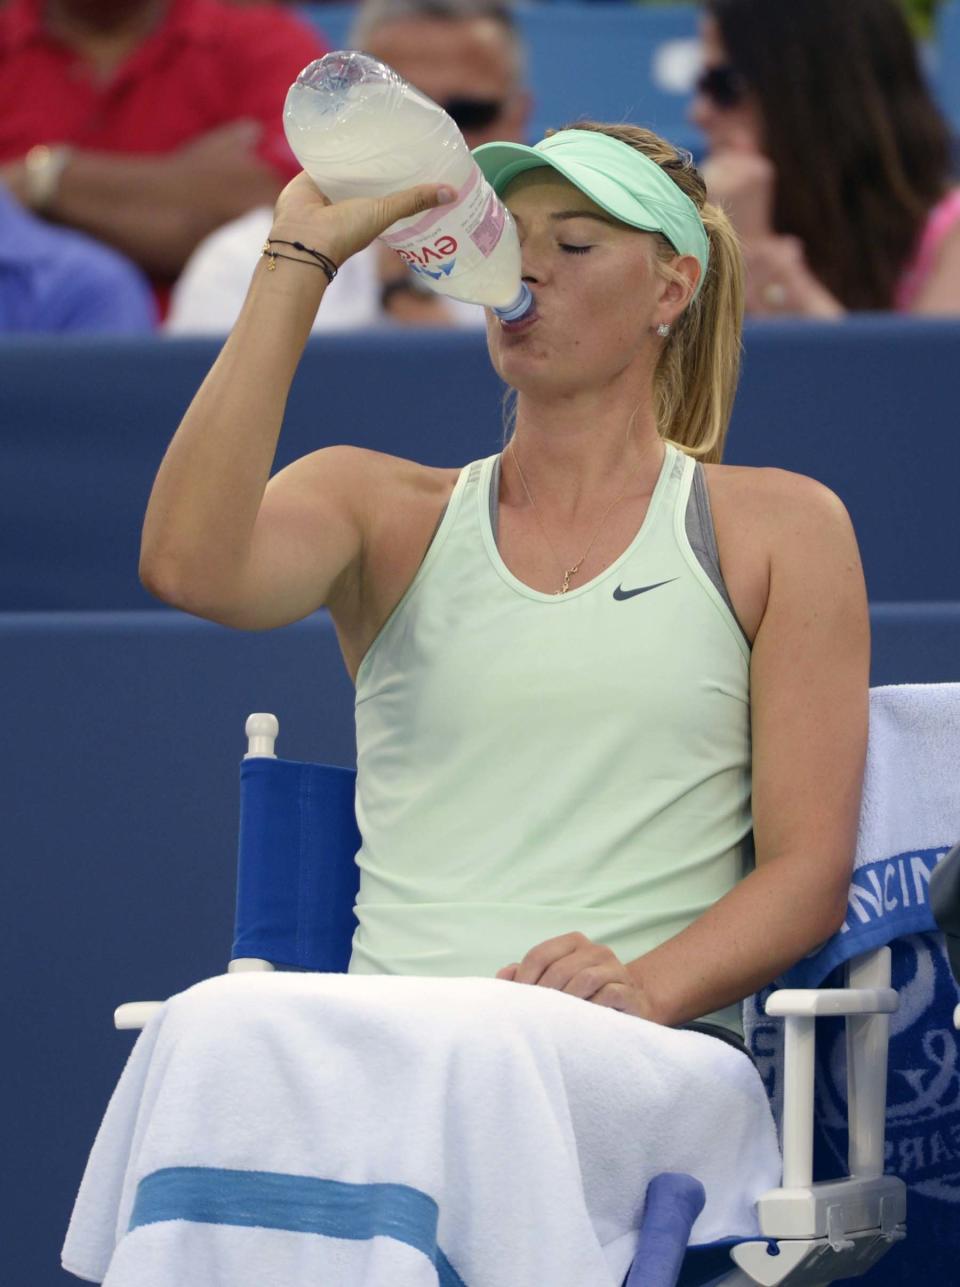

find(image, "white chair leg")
[845,949,891,1178]
[781,1015,816,1189]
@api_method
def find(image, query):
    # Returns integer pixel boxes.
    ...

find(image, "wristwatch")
[24,143,73,212]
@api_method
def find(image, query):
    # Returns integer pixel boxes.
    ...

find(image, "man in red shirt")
[0,0,326,309]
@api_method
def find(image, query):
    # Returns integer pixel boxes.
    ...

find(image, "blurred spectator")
[0,181,155,333]
[165,0,531,335]
[691,0,960,316]
[0,0,327,317]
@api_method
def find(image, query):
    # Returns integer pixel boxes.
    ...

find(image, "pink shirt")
[894,188,960,311]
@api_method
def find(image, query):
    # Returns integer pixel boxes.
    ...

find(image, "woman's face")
[689,15,764,156]
[486,169,693,399]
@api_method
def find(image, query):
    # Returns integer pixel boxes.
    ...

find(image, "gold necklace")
[509,437,637,595]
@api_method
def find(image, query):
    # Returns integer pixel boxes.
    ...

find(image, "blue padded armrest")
[233,759,361,972]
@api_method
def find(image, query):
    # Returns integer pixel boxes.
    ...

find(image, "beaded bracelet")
[261,239,339,283]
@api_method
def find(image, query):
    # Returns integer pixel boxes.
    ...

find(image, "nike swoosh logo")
[612,578,678,601]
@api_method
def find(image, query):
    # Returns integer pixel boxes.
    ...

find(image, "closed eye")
[559,244,593,255]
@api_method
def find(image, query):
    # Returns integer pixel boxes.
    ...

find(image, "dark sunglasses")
[442,97,505,131]
[695,65,747,110]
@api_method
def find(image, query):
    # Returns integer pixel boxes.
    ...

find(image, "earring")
[656,323,671,337]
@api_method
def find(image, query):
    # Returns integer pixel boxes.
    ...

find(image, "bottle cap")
[493,282,534,322]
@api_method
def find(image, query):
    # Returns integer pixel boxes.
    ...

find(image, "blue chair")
[116,690,960,1286]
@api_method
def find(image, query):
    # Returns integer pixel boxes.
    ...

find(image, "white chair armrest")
[114,1001,164,1030]
[766,949,897,1190]
[227,958,276,973]
[766,988,898,1018]
[113,964,274,1031]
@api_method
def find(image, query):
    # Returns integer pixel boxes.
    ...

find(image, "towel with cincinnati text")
[63,972,780,1286]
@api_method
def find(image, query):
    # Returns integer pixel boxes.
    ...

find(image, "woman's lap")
[64,973,781,1286]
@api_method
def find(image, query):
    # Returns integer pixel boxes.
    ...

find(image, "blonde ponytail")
[549,122,745,463]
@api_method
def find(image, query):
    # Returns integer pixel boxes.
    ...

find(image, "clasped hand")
[496,932,655,1020]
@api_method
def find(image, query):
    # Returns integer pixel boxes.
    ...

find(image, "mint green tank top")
[348,442,753,1033]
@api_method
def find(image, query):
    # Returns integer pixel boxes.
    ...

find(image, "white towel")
[64,972,781,1287]
[778,682,960,991]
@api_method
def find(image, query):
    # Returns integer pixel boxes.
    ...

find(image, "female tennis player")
[64,120,870,1287]
[139,121,868,1038]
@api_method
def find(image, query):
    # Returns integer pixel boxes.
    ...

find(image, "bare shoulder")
[295,442,461,584]
[704,462,857,555]
[282,443,459,546]
[341,446,461,538]
[291,443,458,498]
[910,209,960,312]
[705,461,849,518]
[700,463,860,642]
[306,446,461,678]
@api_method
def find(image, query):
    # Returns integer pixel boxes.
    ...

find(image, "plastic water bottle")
[283,52,534,321]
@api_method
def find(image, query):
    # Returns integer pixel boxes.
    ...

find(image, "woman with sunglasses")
[691,0,960,316]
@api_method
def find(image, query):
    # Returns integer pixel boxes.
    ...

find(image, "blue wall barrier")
[2,318,959,610]
[3,604,960,1287]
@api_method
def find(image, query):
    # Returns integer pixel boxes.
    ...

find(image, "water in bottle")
[283,52,534,321]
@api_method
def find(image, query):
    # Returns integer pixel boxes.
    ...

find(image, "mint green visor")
[472,129,709,301]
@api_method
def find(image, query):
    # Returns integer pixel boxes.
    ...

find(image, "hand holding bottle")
[282,52,532,319]
[271,170,456,269]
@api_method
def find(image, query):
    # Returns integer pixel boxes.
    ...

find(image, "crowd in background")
[1,0,958,334]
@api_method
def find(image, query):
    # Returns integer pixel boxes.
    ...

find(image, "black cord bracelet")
[263,238,338,283]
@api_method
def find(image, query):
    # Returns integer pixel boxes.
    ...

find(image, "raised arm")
[139,173,454,630]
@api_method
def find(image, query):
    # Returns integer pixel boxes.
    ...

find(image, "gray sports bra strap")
[686,463,749,645]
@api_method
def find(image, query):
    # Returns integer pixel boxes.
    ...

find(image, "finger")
[513,932,590,986]
[538,947,613,995]
[590,982,633,1013]
[373,182,457,234]
[495,964,519,980]
[559,962,620,1001]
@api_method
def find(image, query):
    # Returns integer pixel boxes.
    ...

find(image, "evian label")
[380,165,506,284]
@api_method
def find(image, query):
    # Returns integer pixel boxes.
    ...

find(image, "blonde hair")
[520,122,745,464]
